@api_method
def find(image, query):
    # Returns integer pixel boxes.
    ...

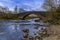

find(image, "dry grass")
[43,25,60,40]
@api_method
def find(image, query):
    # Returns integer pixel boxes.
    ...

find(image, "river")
[0,20,45,40]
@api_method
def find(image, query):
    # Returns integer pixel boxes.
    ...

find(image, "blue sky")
[0,0,44,11]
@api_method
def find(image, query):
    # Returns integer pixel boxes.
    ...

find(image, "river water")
[0,20,45,40]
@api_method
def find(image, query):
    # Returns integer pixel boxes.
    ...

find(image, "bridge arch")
[18,11,46,20]
[22,13,42,20]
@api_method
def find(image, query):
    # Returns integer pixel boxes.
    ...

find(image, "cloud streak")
[0,0,44,11]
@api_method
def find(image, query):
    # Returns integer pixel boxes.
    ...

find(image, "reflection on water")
[0,20,45,40]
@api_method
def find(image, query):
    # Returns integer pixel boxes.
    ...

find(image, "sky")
[0,0,44,11]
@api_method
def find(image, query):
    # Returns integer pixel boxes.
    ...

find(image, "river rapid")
[0,20,45,40]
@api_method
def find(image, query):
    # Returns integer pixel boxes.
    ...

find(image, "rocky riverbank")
[43,25,60,40]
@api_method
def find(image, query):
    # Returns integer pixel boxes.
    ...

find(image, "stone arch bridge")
[18,11,46,20]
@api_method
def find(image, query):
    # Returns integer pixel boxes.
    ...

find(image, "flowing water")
[0,20,45,40]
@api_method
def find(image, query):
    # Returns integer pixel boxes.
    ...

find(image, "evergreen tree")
[14,5,18,13]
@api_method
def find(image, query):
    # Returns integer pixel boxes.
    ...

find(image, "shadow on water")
[0,20,45,40]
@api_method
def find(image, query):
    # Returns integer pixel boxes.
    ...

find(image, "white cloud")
[0,3,4,6]
[23,1,43,11]
[0,0,17,11]
[0,0,44,11]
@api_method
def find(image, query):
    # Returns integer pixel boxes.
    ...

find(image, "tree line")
[42,0,60,24]
[0,6,25,20]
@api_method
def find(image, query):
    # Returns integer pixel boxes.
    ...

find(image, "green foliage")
[0,5,25,20]
[44,12,60,24]
[0,12,19,20]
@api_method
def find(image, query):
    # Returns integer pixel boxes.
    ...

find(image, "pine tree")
[14,5,18,13]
